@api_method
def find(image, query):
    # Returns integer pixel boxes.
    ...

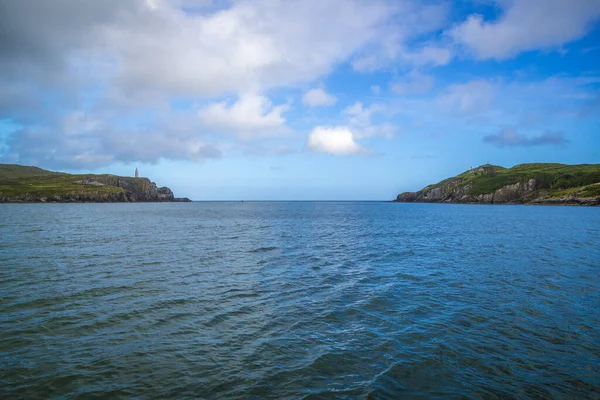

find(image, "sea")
[1,202,599,399]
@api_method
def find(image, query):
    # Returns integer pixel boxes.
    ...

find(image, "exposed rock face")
[75,176,191,202]
[0,176,191,203]
[157,186,174,201]
[74,179,105,186]
[1,191,134,203]
[0,164,193,203]
[396,176,599,206]
[489,179,537,203]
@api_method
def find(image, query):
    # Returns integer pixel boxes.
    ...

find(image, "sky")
[0,0,599,200]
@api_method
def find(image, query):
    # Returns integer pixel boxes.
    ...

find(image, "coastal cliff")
[0,164,191,203]
[395,163,600,206]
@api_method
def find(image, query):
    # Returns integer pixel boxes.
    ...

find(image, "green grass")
[581,183,600,197]
[547,183,600,199]
[0,164,127,199]
[549,187,581,197]
[435,163,600,196]
[0,164,59,179]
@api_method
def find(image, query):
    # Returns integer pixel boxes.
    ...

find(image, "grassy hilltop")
[0,164,126,199]
[395,163,600,205]
[0,164,189,202]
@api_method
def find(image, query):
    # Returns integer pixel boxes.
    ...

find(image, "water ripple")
[1,202,599,399]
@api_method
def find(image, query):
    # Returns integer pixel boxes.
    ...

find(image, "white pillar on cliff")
[135,167,139,178]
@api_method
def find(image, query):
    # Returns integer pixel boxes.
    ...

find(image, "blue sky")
[1,0,599,200]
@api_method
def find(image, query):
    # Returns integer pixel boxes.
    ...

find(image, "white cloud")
[351,2,450,71]
[4,121,223,169]
[307,126,365,155]
[4,0,598,171]
[401,46,452,67]
[0,0,453,99]
[0,1,402,119]
[0,0,451,168]
[199,93,289,141]
[391,70,434,95]
[344,102,384,126]
[107,0,397,97]
[434,75,600,124]
[63,112,102,136]
[450,0,600,59]
[437,80,495,115]
[343,101,396,139]
[302,88,337,107]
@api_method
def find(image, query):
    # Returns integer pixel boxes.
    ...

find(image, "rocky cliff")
[395,163,600,206]
[0,164,192,203]
[70,176,188,202]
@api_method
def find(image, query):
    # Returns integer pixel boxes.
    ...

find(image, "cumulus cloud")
[0,0,452,168]
[199,93,290,140]
[450,0,600,59]
[307,127,365,155]
[108,0,396,97]
[2,111,223,169]
[304,99,397,152]
[483,128,568,147]
[302,89,337,107]
[0,0,429,99]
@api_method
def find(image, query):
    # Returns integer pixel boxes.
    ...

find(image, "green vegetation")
[396,162,600,205]
[581,183,600,198]
[0,164,126,199]
[452,163,600,196]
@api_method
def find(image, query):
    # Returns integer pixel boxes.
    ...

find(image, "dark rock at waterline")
[0,163,193,203]
[395,163,600,206]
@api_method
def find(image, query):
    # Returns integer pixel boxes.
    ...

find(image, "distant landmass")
[395,163,600,206]
[0,164,191,203]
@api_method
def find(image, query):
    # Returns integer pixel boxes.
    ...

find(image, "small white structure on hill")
[135,167,139,178]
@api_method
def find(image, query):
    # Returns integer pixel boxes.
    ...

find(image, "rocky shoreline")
[0,164,192,203]
[0,195,192,203]
[394,164,600,206]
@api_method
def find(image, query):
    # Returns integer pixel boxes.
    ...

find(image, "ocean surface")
[1,202,599,399]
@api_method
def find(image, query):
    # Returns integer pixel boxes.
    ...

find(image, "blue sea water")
[0,202,599,399]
